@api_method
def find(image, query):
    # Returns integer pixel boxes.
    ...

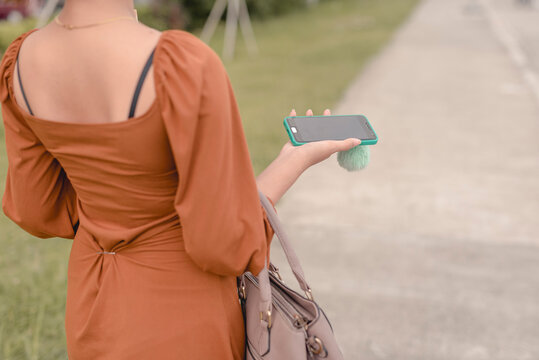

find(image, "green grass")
[0,0,419,358]
[205,0,420,172]
[0,17,37,54]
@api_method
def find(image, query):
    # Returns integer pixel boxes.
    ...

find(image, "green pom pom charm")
[337,145,370,171]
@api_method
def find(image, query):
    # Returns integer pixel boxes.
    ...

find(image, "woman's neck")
[59,0,136,24]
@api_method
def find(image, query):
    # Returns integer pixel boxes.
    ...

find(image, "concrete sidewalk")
[271,0,539,358]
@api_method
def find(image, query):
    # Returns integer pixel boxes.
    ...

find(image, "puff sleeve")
[155,30,274,277]
[1,31,79,239]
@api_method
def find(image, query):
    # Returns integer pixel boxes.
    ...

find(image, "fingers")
[346,138,362,149]
[290,108,331,116]
[334,138,361,152]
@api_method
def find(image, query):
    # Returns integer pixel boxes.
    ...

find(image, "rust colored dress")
[1,28,275,360]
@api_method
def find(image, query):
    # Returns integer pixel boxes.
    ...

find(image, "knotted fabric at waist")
[74,209,184,255]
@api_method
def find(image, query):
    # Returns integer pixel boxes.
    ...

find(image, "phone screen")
[286,115,377,143]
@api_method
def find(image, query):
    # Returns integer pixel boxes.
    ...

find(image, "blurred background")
[1,0,538,359]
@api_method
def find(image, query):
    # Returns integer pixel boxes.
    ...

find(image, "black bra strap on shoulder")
[128,47,156,118]
[16,55,34,115]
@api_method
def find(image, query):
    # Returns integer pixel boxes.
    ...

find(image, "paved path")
[271,0,539,358]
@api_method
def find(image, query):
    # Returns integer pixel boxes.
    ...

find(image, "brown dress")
[1,28,275,359]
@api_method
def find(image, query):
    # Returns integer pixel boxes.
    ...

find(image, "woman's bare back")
[13,21,162,124]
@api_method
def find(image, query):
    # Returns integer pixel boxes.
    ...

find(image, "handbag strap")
[258,190,312,296]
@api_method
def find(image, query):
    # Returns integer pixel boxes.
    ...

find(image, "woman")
[0,0,360,358]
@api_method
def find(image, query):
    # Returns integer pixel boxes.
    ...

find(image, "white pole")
[200,0,258,60]
[200,0,228,43]
[223,0,239,60]
[238,0,258,55]
[36,0,61,28]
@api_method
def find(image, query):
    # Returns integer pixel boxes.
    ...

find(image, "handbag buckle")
[307,336,328,358]
[293,314,308,329]
[260,310,272,328]
[305,288,314,301]
[239,284,246,299]
[269,263,284,282]
[237,277,247,300]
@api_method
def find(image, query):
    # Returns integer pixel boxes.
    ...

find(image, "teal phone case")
[283,114,379,146]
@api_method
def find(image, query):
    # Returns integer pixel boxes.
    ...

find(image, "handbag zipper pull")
[293,314,309,329]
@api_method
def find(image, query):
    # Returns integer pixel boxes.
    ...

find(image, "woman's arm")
[256,108,361,204]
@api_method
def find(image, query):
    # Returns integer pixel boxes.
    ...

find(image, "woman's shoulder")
[1,28,38,65]
[1,28,34,67]
[1,28,34,55]
[159,29,222,69]
[0,28,38,102]
[161,29,210,52]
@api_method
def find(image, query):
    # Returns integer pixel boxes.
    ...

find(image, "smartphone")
[284,114,378,146]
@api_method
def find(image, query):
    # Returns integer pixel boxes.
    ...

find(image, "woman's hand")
[280,108,361,169]
[256,108,361,204]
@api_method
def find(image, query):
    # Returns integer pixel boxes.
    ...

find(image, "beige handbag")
[237,191,345,360]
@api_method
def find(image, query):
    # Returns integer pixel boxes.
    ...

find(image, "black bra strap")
[128,47,156,118]
[16,49,155,119]
[16,54,34,115]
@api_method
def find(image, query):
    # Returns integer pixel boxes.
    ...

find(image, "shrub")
[0,0,314,54]
[139,0,310,31]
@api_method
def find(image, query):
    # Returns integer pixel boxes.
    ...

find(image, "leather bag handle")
[257,190,312,296]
